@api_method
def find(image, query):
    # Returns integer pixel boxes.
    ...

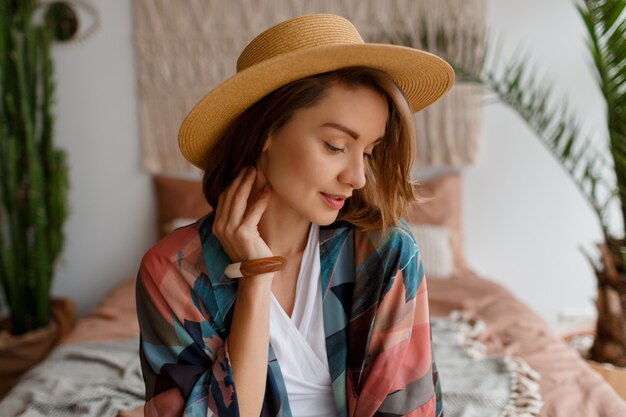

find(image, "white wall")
[50,0,617,326]
[51,0,156,317]
[463,0,616,327]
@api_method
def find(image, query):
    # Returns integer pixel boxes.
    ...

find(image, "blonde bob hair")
[202,66,425,237]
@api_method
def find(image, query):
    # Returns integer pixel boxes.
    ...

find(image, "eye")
[325,141,374,162]
[325,143,344,154]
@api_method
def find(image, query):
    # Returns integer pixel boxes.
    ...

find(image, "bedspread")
[0,337,144,417]
[427,272,626,417]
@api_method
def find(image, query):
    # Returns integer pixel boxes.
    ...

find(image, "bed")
[1,172,625,417]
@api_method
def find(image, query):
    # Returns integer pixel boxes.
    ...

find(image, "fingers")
[211,165,274,262]
[216,165,270,232]
[247,162,270,206]
[230,167,258,224]
[214,167,250,231]
[242,183,271,229]
[253,160,269,191]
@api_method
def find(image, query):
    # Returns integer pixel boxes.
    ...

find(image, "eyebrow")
[319,122,384,144]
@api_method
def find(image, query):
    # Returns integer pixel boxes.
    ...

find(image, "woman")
[136,13,454,417]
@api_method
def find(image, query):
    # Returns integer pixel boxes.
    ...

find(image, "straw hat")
[178,13,455,170]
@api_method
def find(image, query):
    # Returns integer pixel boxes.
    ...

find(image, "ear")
[262,134,273,152]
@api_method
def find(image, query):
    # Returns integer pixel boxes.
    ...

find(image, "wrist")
[225,256,286,278]
[238,273,275,290]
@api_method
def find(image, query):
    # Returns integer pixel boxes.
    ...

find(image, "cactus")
[0,0,70,335]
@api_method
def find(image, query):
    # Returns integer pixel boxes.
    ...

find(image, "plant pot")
[0,298,75,399]
[588,360,626,401]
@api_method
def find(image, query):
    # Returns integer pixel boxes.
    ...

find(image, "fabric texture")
[134,0,486,173]
[406,173,468,275]
[431,314,542,417]
[136,211,442,417]
[427,275,626,417]
[407,224,454,279]
[0,337,144,417]
[152,175,211,238]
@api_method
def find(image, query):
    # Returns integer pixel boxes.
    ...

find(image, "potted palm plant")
[0,0,74,398]
[462,0,626,367]
[377,0,626,380]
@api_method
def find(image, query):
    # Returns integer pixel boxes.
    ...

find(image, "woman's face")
[259,83,388,225]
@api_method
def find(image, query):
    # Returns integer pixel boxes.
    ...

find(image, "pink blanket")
[428,272,626,417]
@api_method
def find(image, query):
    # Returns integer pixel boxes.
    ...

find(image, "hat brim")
[179,43,455,170]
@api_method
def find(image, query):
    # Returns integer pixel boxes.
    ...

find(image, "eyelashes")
[324,142,373,160]
[325,143,344,153]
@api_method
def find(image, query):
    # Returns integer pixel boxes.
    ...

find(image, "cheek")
[267,142,326,191]
[292,147,322,179]
[277,142,323,182]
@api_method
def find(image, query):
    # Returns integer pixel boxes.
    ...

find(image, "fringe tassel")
[448,309,488,359]
[501,356,544,417]
[447,310,544,417]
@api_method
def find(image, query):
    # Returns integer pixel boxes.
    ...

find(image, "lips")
[322,193,350,200]
[320,192,347,209]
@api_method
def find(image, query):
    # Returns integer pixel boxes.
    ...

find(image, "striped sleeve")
[135,230,241,417]
[357,225,443,417]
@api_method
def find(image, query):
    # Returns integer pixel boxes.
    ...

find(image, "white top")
[269,223,338,417]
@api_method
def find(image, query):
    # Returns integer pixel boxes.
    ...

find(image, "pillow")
[408,224,455,279]
[405,172,469,276]
[163,217,199,235]
[153,175,211,238]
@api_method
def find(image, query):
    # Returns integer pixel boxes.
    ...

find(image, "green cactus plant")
[0,0,70,336]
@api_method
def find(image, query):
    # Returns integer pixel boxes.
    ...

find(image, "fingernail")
[264,184,270,192]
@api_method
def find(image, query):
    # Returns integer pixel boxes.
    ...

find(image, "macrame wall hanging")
[133,0,486,173]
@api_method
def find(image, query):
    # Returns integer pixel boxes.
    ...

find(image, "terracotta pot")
[588,360,626,401]
[0,298,75,399]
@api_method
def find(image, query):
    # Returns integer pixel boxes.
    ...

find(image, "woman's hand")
[212,165,273,263]
[215,165,275,417]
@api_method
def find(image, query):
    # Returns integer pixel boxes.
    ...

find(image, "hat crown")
[236,14,364,73]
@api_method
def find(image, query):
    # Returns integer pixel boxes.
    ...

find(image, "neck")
[257,195,311,258]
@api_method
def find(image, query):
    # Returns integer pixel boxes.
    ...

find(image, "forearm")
[228,274,274,417]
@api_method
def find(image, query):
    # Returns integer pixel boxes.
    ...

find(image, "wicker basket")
[0,299,75,399]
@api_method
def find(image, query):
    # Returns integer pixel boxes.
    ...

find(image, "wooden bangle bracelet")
[224,256,287,278]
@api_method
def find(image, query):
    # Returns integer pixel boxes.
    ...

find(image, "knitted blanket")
[0,337,144,417]
[432,311,543,417]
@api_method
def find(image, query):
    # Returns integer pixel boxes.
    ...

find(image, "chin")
[290,195,342,226]
[309,211,340,226]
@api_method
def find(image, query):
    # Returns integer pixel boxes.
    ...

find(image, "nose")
[338,153,367,190]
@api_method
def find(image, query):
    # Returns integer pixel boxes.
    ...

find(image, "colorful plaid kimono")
[136,211,443,417]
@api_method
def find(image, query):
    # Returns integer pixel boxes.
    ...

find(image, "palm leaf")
[373,0,625,244]
[582,0,626,237]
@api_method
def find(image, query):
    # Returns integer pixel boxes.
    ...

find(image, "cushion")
[408,224,455,278]
[163,217,198,235]
[405,172,469,275]
[153,175,211,238]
